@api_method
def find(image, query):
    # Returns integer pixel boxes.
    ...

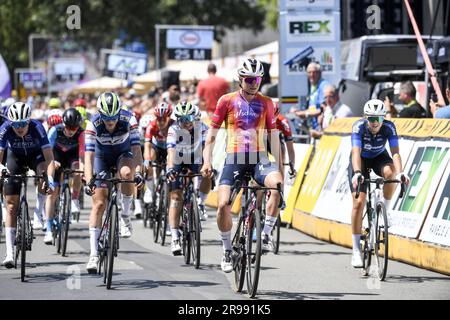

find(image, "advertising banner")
[101,49,147,80]
[390,141,450,238]
[279,0,340,112]
[281,143,313,223]
[295,135,341,213]
[167,29,213,61]
[419,161,450,247]
[312,136,352,223]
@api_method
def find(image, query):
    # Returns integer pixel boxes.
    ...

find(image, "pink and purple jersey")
[210,91,276,154]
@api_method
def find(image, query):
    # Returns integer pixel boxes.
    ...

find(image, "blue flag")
[0,54,11,99]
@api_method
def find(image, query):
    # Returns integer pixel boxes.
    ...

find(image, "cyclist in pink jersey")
[201,58,283,273]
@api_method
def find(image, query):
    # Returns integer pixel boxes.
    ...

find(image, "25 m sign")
[168,48,212,60]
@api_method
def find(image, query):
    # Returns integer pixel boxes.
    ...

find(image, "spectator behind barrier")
[310,84,354,139]
[196,63,229,116]
[430,78,450,119]
[293,62,330,134]
[385,81,427,119]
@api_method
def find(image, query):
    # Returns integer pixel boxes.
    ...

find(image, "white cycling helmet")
[237,58,265,78]
[173,101,196,119]
[364,99,386,116]
[8,102,31,122]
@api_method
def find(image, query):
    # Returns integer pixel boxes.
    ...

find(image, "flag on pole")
[0,54,12,99]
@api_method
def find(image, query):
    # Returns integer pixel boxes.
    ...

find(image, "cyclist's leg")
[88,158,110,259]
[374,151,396,206]
[2,152,23,266]
[117,152,135,237]
[70,160,82,210]
[168,165,183,254]
[217,161,238,252]
[43,153,64,242]
[256,155,282,239]
[144,143,158,203]
[347,154,369,267]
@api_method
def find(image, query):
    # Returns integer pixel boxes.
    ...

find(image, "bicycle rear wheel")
[152,186,161,243]
[246,208,262,298]
[106,204,118,289]
[20,202,28,282]
[375,202,389,281]
[61,186,71,256]
[233,217,246,293]
[272,215,281,255]
[191,193,201,269]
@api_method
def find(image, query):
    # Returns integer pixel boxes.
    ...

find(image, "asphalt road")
[0,184,449,300]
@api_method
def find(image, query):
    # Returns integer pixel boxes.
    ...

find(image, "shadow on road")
[386,274,450,284]
[106,279,220,291]
[256,290,379,300]
[279,250,350,256]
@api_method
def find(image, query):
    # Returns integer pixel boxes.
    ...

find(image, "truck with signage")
[339,35,442,116]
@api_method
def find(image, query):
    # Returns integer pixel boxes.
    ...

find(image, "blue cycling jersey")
[0,119,51,156]
[85,109,140,158]
[351,119,399,159]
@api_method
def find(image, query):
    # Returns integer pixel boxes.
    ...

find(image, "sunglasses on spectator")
[11,120,29,129]
[243,77,262,85]
[367,116,384,123]
[100,114,119,122]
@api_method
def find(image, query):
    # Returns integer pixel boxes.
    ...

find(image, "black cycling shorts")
[347,150,393,193]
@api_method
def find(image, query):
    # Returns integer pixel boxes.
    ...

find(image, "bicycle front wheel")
[233,217,246,293]
[106,204,118,289]
[182,208,191,265]
[246,208,262,298]
[191,193,201,269]
[61,186,71,256]
[375,202,389,281]
[20,202,29,282]
[160,182,169,246]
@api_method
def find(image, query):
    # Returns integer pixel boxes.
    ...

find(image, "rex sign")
[287,15,336,42]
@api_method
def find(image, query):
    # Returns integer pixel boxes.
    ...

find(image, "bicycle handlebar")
[355,177,405,199]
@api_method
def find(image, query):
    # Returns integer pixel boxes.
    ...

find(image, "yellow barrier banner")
[295,135,342,213]
[324,117,358,134]
[281,144,313,224]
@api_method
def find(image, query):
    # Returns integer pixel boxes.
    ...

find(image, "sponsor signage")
[167,29,213,61]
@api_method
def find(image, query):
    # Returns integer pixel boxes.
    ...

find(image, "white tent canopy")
[133,41,279,85]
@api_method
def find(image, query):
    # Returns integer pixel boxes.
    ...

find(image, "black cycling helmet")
[63,108,82,127]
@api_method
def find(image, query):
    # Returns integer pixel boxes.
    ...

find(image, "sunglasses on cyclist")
[11,120,29,129]
[243,77,262,85]
[367,116,384,123]
[65,125,79,131]
[178,115,195,124]
[100,114,119,122]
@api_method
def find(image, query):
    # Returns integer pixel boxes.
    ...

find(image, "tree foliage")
[0,0,268,73]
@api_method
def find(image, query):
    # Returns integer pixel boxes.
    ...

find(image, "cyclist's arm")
[167,147,176,169]
[203,127,218,167]
[78,130,85,167]
[84,121,96,183]
[204,95,227,167]
[390,146,403,174]
[143,124,153,162]
[129,116,143,174]
[285,140,296,165]
[47,126,57,148]
[42,147,55,178]
[351,147,362,173]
